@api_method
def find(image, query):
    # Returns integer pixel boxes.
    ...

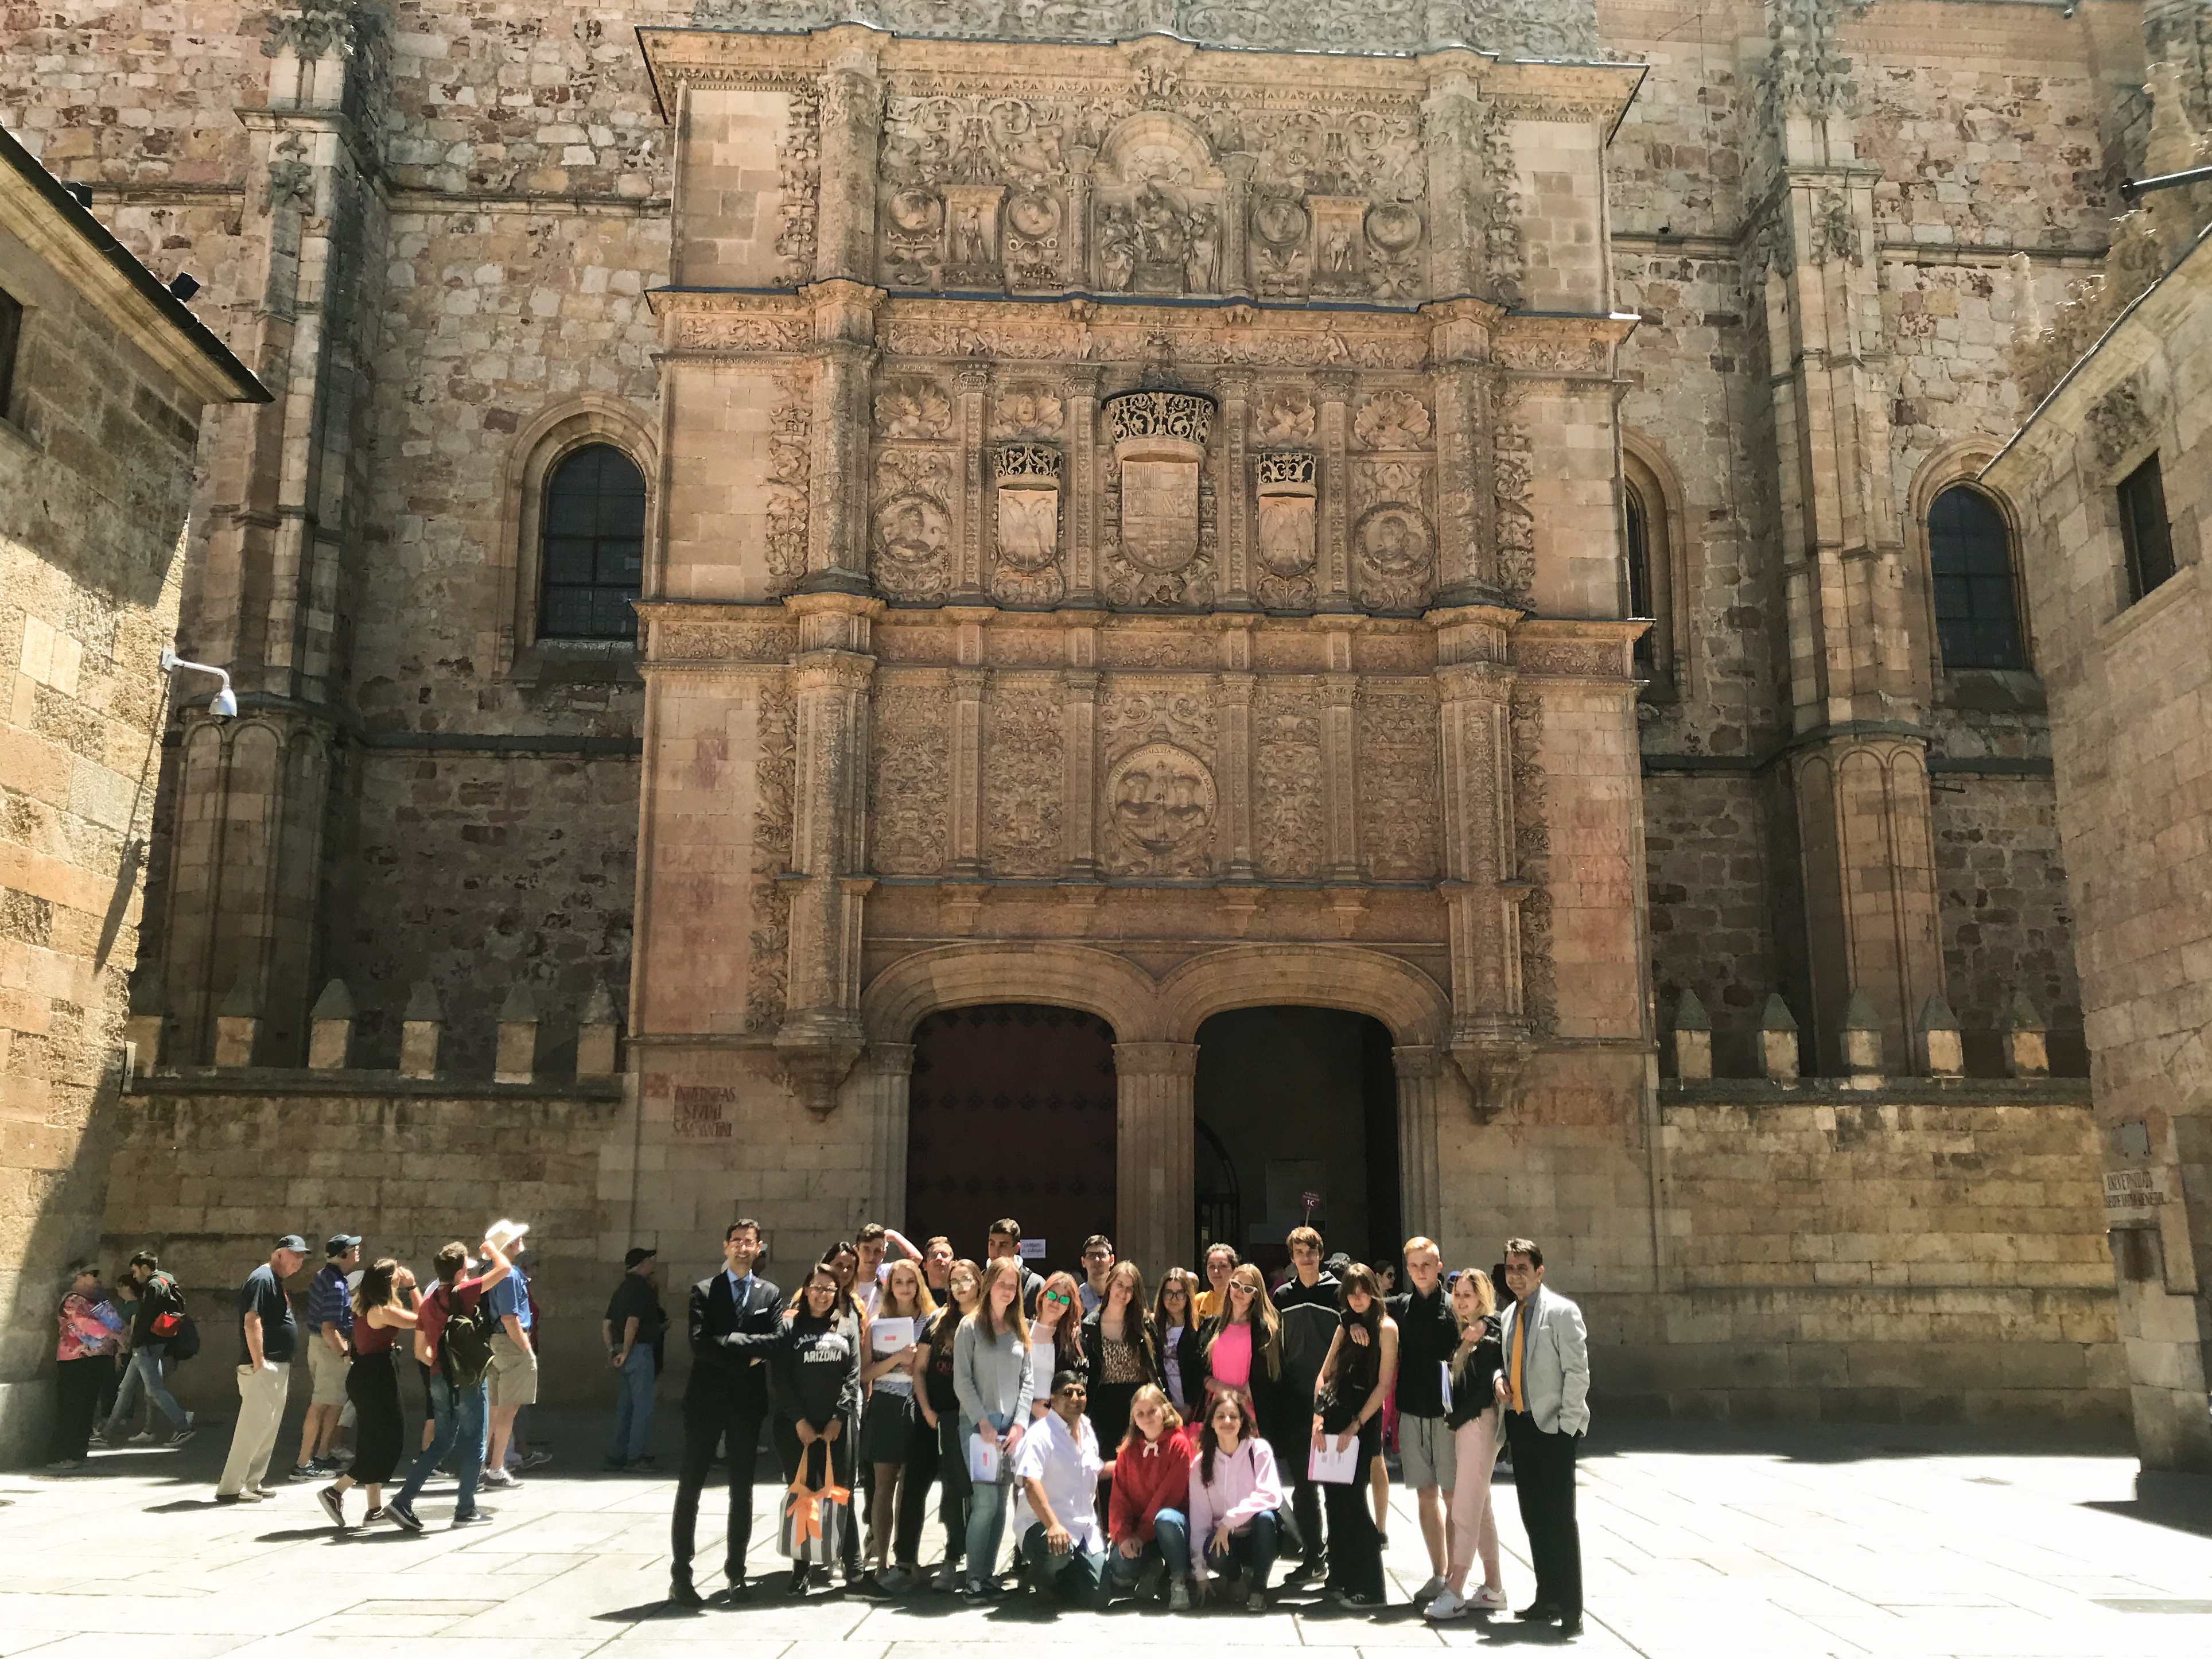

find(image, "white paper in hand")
[1440,1359,1453,1413]
[870,1316,915,1355]
[1309,1440,1359,1485]
[968,1431,1000,1485]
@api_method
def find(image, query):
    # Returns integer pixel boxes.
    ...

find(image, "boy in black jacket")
[1272,1225,1340,1582]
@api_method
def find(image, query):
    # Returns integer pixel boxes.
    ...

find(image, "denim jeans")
[1018,1524,1107,1599]
[608,1346,655,1462]
[959,1413,1014,1586]
[103,1343,186,1437]
[396,1371,488,1515]
[1203,1506,1281,1591]
[1101,1505,1192,1594]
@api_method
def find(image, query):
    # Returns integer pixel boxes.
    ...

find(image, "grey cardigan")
[952,1315,1035,1427]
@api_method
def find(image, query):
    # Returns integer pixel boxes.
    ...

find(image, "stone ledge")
[131,1067,625,1104]
[1661,1077,2092,1108]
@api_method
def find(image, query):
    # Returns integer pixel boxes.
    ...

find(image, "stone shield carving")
[993,443,1063,605]
[1106,740,1216,868]
[1106,390,1215,576]
[1254,451,1317,580]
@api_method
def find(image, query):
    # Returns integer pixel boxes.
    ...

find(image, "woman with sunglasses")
[1151,1268,1203,1417]
[1026,1271,1087,1420]
[1311,1262,1397,1608]
[1196,1263,1282,1426]
[769,1264,864,1597]
[901,1257,982,1591]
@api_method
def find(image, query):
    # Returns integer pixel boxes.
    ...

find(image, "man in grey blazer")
[1491,1237,1588,1637]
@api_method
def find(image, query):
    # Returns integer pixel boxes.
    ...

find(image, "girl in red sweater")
[1100,1385,1196,1608]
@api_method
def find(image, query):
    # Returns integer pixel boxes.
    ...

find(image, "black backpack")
[437,1285,499,1390]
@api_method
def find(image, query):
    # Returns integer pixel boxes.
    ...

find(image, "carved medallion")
[884,187,945,287]
[1355,503,1434,612]
[1107,741,1217,865]
[1251,195,1309,247]
[1364,201,1422,254]
[1006,189,1060,240]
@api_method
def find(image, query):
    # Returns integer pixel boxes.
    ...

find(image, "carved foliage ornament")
[875,378,953,438]
[1354,390,1432,450]
[764,376,811,595]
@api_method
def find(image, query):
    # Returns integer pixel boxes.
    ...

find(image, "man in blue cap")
[217,1234,306,1501]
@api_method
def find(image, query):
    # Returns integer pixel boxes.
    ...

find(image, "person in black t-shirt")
[1272,1225,1341,1582]
[216,1234,306,1501]
[604,1246,666,1471]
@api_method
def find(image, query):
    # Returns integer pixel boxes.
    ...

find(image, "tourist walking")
[98,1251,193,1447]
[603,1246,664,1471]
[317,1259,419,1528]
[1152,1266,1203,1416]
[1273,1225,1340,1582]
[897,1256,981,1590]
[387,1233,512,1532]
[1187,1389,1284,1612]
[216,1234,306,1501]
[769,1263,864,1597]
[953,1255,1035,1596]
[47,1261,120,1471]
[1012,1370,1107,1606]
[668,1219,782,1604]
[293,1233,358,1479]
[1101,1384,1195,1609]
[1426,1266,1508,1619]
[1492,1238,1588,1638]
[1312,1262,1396,1607]
[1389,1235,1459,1603]
[860,1256,932,1584]
[1080,1260,1158,1454]
[482,1226,537,1490]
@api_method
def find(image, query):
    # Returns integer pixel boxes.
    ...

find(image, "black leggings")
[49,1355,107,1461]
[346,1349,404,1485]
[1320,1416,1384,1602]
[894,1407,969,1567]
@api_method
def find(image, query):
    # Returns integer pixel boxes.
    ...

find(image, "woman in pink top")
[1185,1390,1284,1613]
[48,1262,121,1470]
[1196,1264,1281,1421]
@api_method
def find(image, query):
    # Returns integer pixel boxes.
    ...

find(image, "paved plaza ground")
[2,1411,2207,1658]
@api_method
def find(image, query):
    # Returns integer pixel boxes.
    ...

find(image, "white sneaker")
[1467,1585,1509,1610]
[128,1430,160,1444]
[1414,1573,1448,1604]
[1426,1589,1468,1621]
[1169,1579,1192,1611]
[480,1468,516,1489]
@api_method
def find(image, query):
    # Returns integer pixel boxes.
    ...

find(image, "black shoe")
[724,1573,751,1600]
[1559,1617,1584,1639]
[386,1499,425,1534]
[668,1579,705,1608]
[1518,1601,1562,1623]
[788,1565,810,1597]
[1284,1556,1321,1583]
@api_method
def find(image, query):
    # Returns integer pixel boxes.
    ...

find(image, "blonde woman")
[953,1255,1035,1596]
[860,1257,935,1584]
[1425,1268,1508,1619]
[901,1257,981,1590]
[1196,1262,1281,1419]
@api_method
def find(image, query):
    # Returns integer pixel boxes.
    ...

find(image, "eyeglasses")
[1043,1292,1071,1306]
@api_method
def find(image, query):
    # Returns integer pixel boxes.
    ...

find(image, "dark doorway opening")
[905,1004,1117,1275]
[1194,1007,1400,1280]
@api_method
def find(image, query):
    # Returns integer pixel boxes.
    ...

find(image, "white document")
[1309,1440,1359,1485]
[870,1316,915,1355]
[968,1431,1001,1485]
[1440,1359,1453,1413]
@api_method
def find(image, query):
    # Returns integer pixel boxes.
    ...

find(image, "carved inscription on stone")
[984,679,1064,876]
[873,446,955,604]
[1254,679,1325,879]
[871,677,951,874]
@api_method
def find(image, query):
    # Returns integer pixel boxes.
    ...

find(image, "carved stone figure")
[1354,503,1433,611]
[989,382,1065,440]
[1107,740,1216,867]
[875,378,954,438]
[1354,389,1432,450]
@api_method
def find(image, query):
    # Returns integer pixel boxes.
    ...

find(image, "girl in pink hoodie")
[1185,1390,1284,1612]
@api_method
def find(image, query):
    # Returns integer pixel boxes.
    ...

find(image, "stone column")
[949,663,988,874]
[1064,365,1104,603]
[1393,1045,1445,1244]
[1222,154,1255,300]
[1063,646,1101,877]
[1425,302,1498,601]
[813,45,882,283]
[1115,1042,1199,1272]
[1316,370,1354,609]
[1218,370,1254,604]
[777,592,883,1110]
[1421,70,1480,300]
[1064,147,1095,289]
[861,1042,916,1227]
[1321,631,1361,882]
[1432,605,1530,1110]
[953,363,991,599]
[1219,660,1257,881]
[804,282,880,589]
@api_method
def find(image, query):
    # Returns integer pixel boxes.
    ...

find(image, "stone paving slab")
[1,1412,2205,1657]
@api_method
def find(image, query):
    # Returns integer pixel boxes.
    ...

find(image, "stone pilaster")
[1322,631,1361,883]
[1065,364,1104,603]
[1316,370,1354,609]
[803,281,880,590]
[861,1042,916,1227]
[1218,370,1254,604]
[1222,154,1255,300]
[1432,604,1530,1110]
[1421,71,1481,299]
[1219,654,1257,881]
[813,43,882,283]
[1063,645,1101,877]
[1115,1041,1199,1273]
[954,362,991,599]
[1393,1044,1446,1244]
[777,590,883,1110]
[949,661,988,874]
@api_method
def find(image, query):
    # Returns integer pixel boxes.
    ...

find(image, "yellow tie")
[1508,1301,1528,1413]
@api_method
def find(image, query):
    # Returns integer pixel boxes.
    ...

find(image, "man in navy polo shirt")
[483,1240,538,1488]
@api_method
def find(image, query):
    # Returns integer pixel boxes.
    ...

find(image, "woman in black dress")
[1310,1262,1398,1608]
[318,1260,419,1529]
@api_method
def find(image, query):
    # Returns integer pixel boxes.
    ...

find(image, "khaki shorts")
[1399,1411,1458,1490]
[306,1337,351,1407]
[488,1331,539,1409]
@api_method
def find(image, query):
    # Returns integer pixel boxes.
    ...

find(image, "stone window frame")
[1907,441,2036,697]
[495,395,659,681]
[1619,433,1687,703]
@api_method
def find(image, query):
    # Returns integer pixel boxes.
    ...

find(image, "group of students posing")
[672,1217,1564,1626]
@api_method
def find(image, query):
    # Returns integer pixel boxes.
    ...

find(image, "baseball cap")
[625,1246,657,1270]
[326,1233,361,1256]
[275,1234,309,1253]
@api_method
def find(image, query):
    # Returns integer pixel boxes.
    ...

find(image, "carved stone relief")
[1492,376,1536,601]
[1254,679,1325,879]
[775,85,820,283]
[1358,687,1440,880]
[1354,389,1432,452]
[1510,690,1555,1035]
[984,679,1066,876]
[1255,388,1315,445]
[873,446,955,604]
[993,444,1064,606]
[1099,686,1216,876]
[989,381,1065,440]
[871,677,951,875]
[764,375,813,595]
[1105,390,1216,607]
[746,677,796,1032]
[1253,450,1317,610]
[875,376,953,438]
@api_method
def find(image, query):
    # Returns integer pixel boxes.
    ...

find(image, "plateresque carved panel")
[873,445,957,604]
[984,679,1066,876]
[1358,687,1440,880]
[1098,683,1217,876]
[872,677,952,874]
[1254,679,1325,879]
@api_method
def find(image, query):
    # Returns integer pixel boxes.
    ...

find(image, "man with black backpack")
[96,1251,195,1447]
[385,1231,512,1532]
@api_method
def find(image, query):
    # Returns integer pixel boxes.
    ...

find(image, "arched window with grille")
[1626,483,1655,671]
[1927,484,2025,671]
[538,444,646,640]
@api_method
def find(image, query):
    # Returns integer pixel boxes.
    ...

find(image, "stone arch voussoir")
[1157,944,1452,1045]
[859,942,1165,1047]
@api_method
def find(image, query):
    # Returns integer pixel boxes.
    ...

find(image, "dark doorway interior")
[906,1004,1117,1275]
[1194,1007,1401,1279]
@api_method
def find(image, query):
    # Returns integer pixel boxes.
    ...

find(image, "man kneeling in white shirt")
[1014,1370,1109,1606]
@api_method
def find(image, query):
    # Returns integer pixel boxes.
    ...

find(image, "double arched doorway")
[901,992,1406,1278]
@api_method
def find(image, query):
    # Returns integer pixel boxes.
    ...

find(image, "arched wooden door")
[905,1004,1118,1276]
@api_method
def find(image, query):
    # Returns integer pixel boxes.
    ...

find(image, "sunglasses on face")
[1230,1283,1254,1295]
[1043,1292,1071,1306]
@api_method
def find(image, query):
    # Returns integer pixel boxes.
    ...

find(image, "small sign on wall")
[1018,1238,1046,1260]
[2104,1166,2165,1225]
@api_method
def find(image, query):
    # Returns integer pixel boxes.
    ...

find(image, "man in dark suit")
[670,1218,784,1605]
